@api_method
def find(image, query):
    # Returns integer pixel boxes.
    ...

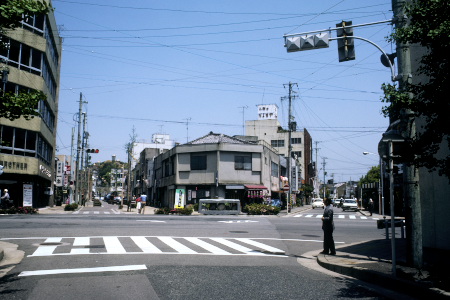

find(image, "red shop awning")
[245,185,268,190]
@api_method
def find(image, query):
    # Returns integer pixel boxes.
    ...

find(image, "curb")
[317,253,450,299]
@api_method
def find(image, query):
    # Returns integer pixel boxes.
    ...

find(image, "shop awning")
[245,185,268,190]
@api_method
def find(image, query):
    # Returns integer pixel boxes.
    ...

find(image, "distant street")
[0,208,391,299]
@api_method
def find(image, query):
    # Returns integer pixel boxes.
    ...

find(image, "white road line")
[104,212,110,214]
[73,237,90,246]
[360,216,368,219]
[131,236,162,253]
[235,238,285,254]
[104,237,126,254]
[18,264,147,277]
[136,220,166,222]
[315,215,323,218]
[350,215,356,219]
[305,214,313,218]
[210,238,264,255]
[83,212,89,214]
[293,214,302,218]
[29,238,62,257]
[184,237,231,255]
[338,215,345,219]
[94,211,99,214]
[158,237,197,254]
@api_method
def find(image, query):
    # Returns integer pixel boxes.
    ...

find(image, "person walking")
[1,189,10,208]
[140,194,147,214]
[368,198,374,216]
[320,198,336,255]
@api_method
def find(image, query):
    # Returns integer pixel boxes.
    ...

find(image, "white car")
[312,199,324,209]
[342,199,358,211]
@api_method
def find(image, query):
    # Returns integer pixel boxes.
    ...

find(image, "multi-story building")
[0,2,62,207]
[245,104,313,191]
[152,132,281,209]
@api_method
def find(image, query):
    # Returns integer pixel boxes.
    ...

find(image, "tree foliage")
[0,0,50,31]
[0,90,44,120]
[1,0,51,121]
[359,166,380,185]
[381,0,450,178]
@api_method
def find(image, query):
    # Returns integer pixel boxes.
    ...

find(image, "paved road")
[0,211,394,299]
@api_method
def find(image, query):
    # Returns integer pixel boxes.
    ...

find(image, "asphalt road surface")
[0,208,393,300]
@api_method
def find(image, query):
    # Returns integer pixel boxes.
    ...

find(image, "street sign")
[283,185,290,191]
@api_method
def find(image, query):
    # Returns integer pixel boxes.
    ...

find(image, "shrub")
[245,203,280,215]
[64,203,79,211]
[154,207,170,214]
[177,206,193,215]
[0,206,38,214]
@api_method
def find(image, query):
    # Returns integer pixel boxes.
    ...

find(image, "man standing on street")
[321,198,336,255]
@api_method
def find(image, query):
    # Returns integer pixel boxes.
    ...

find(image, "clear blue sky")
[53,0,393,183]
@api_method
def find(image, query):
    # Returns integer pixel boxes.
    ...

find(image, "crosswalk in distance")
[72,210,121,215]
[29,236,286,258]
[290,214,379,220]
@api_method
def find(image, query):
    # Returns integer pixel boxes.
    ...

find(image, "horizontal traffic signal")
[285,32,330,52]
[86,149,99,153]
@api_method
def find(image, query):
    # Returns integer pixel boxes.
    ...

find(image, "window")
[235,155,252,170]
[291,151,302,159]
[271,140,285,147]
[271,162,279,177]
[291,137,302,144]
[0,125,38,158]
[191,154,207,170]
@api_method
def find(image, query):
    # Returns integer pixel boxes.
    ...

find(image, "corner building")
[0,1,62,208]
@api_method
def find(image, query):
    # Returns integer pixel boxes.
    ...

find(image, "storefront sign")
[175,189,185,208]
[23,184,33,207]
[39,165,52,178]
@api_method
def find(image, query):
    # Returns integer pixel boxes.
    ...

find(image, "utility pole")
[238,106,248,135]
[392,0,422,269]
[184,118,191,143]
[314,141,321,198]
[283,82,298,213]
[322,157,327,199]
[75,93,83,204]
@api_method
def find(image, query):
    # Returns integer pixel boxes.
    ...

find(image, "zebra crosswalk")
[28,236,286,258]
[290,214,379,220]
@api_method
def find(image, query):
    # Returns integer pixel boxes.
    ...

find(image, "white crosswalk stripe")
[28,236,286,257]
[289,214,378,220]
[72,211,121,214]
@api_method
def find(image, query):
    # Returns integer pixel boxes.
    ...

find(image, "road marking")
[293,214,302,218]
[218,220,258,223]
[131,236,162,253]
[158,236,197,254]
[315,215,322,218]
[94,211,99,214]
[338,215,345,219]
[305,214,313,218]
[210,238,265,256]
[350,215,356,219]
[136,220,166,223]
[18,264,147,277]
[104,237,126,254]
[184,237,231,255]
[235,238,285,254]
[30,238,62,257]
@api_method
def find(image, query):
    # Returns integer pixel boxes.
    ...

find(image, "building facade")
[245,104,313,191]
[152,132,281,209]
[0,2,62,208]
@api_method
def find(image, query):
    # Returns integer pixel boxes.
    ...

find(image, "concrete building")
[152,132,281,209]
[245,104,313,191]
[0,2,62,208]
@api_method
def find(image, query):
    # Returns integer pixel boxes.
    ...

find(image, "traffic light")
[86,149,99,153]
[285,32,330,52]
[336,20,355,62]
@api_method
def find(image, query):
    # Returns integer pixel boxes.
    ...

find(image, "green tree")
[1,0,51,121]
[381,0,450,179]
[359,166,380,185]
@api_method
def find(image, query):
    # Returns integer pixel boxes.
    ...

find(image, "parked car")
[312,198,324,209]
[113,196,122,205]
[342,199,358,211]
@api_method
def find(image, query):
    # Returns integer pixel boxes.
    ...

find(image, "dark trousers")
[323,229,336,254]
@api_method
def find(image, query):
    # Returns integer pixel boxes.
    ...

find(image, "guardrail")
[198,199,241,215]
